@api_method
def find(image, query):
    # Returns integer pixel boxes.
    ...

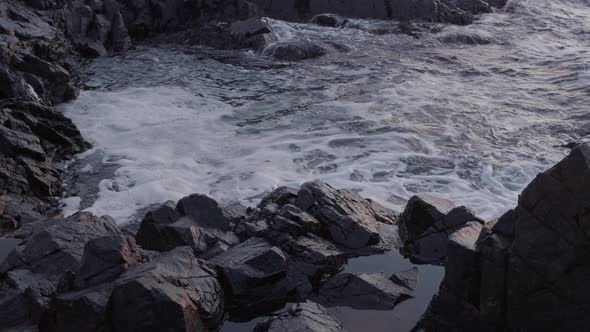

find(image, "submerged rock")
[316,271,415,310]
[254,301,344,332]
[264,40,327,61]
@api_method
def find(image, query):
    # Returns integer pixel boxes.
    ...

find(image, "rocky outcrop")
[254,301,344,332]
[251,0,505,24]
[416,144,590,331]
[399,195,483,265]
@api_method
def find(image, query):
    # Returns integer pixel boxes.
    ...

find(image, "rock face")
[416,144,590,331]
[315,271,416,310]
[254,301,344,332]
[250,0,505,24]
[399,195,483,265]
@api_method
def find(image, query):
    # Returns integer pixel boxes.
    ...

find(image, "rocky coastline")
[2,0,588,331]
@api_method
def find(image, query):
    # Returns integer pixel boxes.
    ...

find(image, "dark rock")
[310,14,349,27]
[316,271,414,310]
[210,237,312,319]
[418,144,590,331]
[75,235,142,288]
[254,301,344,332]
[107,246,224,331]
[296,181,394,248]
[400,195,482,265]
[136,196,239,255]
[263,40,327,61]
[399,195,455,243]
[389,266,419,291]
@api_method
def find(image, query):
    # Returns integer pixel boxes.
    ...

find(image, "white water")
[60,0,590,223]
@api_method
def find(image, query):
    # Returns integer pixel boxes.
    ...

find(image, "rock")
[210,237,312,319]
[399,195,455,243]
[75,235,142,288]
[310,14,349,27]
[107,246,224,331]
[417,144,590,330]
[263,40,327,61]
[389,267,419,291]
[254,301,344,332]
[316,271,414,310]
[249,0,504,23]
[400,195,482,265]
[136,196,239,255]
[1,212,120,277]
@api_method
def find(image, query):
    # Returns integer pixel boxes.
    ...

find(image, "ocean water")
[58,0,589,330]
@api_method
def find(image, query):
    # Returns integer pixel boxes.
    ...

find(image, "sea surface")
[58,0,590,330]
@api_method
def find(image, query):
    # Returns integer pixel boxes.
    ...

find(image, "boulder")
[210,237,312,319]
[399,195,483,265]
[310,14,349,27]
[263,40,327,61]
[136,196,239,255]
[295,181,398,249]
[75,235,143,288]
[107,247,224,331]
[316,271,415,310]
[254,301,344,332]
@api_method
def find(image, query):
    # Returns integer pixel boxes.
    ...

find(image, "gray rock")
[400,195,482,265]
[254,301,344,332]
[264,40,327,61]
[210,237,312,319]
[136,196,238,255]
[76,235,142,288]
[316,272,414,310]
[108,246,224,331]
[295,181,389,249]
[389,267,419,291]
[310,14,349,27]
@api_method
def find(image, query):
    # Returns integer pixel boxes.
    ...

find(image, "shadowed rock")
[254,301,344,332]
[316,271,415,310]
[210,237,312,320]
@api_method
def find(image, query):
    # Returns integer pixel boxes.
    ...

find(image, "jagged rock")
[254,301,344,332]
[263,39,327,61]
[418,144,590,331]
[295,181,398,249]
[210,237,312,319]
[280,233,347,284]
[0,212,120,277]
[390,267,419,291]
[400,195,482,265]
[316,271,415,310]
[107,246,224,331]
[75,235,142,288]
[136,195,239,255]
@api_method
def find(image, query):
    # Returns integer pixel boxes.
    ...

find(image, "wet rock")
[263,40,327,61]
[136,195,238,255]
[310,14,349,27]
[400,195,482,265]
[418,144,590,331]
[108,246,224,331]
[1,212,120,277]
[210,237,312,319]
[254,301,344,332]
[296,181,397,249]
[75,235,142,288]
[390,266,419,291]
[316,271,415,310]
